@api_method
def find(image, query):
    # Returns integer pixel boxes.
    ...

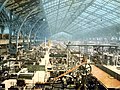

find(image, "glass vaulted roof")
[42,0,120,40]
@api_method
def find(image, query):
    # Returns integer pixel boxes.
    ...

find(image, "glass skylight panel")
[46,7,68,16]
[78,16,84,19]
[46,5,58,12]
[57,17,64,22]
[85,16,93,22]
[103,22,112,26]
[81,12,89,18]
[60,2,67,8]
[107,3,118,9]
[85,26,93,31]
[44,1,58,8]
[104,14,117,19]
[114,18,120,23]
[42,0,52,3]
[116,8,120,13]
[73,22,84,28]
[78,18,85,22]
[73,19,78,23]
[98,19,107,23]
[74,19,81,23]
[65,0,72,6]
[50,21,57,25]
[86,6,97,12]
[74,24,82,29]
[58,6,69,12]
[59,10,68,15]
[71,22,77,25]
[88,15,97,20]
[92,25,101,30]
[81,24,88,28]
[45,1,51,6]
[47,10,57,17]
[51,0,59,5]
[95,18,102,22]
[99,21,109,27]
[89,26,96,31]
[113,19,118,23]
[48,20,55,24]
[72,2,81,8]
[42,0,45,3]
[113,18,120,24]
[48,15,58,20]
[89,22,96,26]
[84,24,92,28]
[60,0,67,3]
[94,0,104,6]
[95,10,107,15]
[49,3,57,8]
[105,4,116,10]
[43,5,52,10]
[82,19,89,23]
[110,11,120,18]
[90,21,97,26]
[111,1,120,7]
[42,0,120,38]
[115,0,120,3]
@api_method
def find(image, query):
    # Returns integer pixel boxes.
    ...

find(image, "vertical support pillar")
[66,45,70,70]
[115,46,118,66]
[9,12,15,54]
[102,46,104,64]
[79,46,81,63]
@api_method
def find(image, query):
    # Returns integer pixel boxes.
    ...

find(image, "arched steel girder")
[0,15,7,27]
[0,8,10,26]
[0,17,4,24]
[18,13,43,36]
[28,18,43,41]
[0,0,9,12]
[16,7,38,53]
[28,19,46,49]
[17,20,38,49]
[33,24,48,44]
[33,24,47,40]
[0,8,11,36]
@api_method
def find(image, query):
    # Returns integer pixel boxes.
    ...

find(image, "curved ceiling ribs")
[0,0,49,54]
[0,0,120,48]
[42,0,120,40]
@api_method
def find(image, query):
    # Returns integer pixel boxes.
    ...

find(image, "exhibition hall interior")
[0,0,120,90]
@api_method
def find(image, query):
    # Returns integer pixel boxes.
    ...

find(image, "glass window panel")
[105,5,115,10]
[104,14,117,19]
[111,1,120,7]
[81,12,89,17]
[78,16,84,19]
[86,6,97,12]
[107,3,118,9]
[103,22,112,26]
[94,0,105,6]
[116,8,120,13]
[90,21,97,25]
[88,15,97,20]
[114,18,120,23]
[95,10,107,15]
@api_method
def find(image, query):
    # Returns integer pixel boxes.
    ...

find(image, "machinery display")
[0,41,120,90]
